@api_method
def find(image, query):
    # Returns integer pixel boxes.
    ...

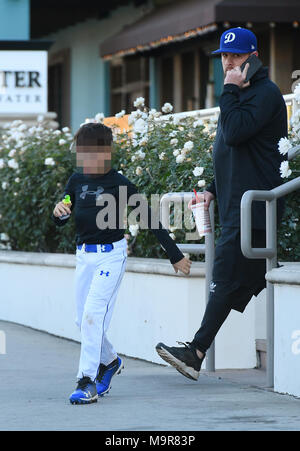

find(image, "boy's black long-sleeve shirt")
[206,67,287,229]
[52,169,184,264]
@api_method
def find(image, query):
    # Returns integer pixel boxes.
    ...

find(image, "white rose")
[8,159,19,170]
[170,138,178,146]
[135,166,143,176]
[62,127,70,133]
[280,161,292,178]
[0,159,4,169]
[197,179,206,188]
[159,152,166,160]
[59,139,66,146]
[133,118,148,135]
[129,224,139,236]
[278,137,292,156]
[136,150,146,160]
[8,149,16,157]
[193,166,204,177]
[176,154,185,164]
[2,182,8,190]
[139,137,148,147]
[95,113,105,123]
[193,119,204,128]
[53,130,61,135]
[173,149,180,157]
[115,110,126,118]
[131,155,136,162]
[18,124,27,132]
[184,141,194,151]
[162,102,173,114]
[294,83,300,104]
[133,97,145,108]
[14,177,20,183]
[44,157,55,166]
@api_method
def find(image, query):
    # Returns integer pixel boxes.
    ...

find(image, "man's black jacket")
[207,67,287,230]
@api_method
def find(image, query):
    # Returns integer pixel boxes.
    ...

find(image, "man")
[156,27,287,381]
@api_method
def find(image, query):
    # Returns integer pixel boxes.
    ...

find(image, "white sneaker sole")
[156,346,199,381]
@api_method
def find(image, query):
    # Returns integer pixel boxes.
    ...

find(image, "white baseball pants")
[75,238,127,380]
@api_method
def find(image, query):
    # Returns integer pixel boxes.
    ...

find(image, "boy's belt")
[77,243,114,253]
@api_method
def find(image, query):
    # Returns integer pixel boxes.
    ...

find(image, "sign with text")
[0,50,47,113]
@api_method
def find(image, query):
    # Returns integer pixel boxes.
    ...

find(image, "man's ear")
[252,51,259,57]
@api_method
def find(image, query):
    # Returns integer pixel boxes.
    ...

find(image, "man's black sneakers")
[156,342,205,381]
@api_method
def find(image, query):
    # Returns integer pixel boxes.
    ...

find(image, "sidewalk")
[0,320,299,431]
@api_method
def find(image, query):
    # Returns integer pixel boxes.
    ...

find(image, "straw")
[193,189,200,203]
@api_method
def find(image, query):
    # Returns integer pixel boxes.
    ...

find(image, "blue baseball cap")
[212,27,257,54]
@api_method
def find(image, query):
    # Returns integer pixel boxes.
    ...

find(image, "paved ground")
[1,320,300,432]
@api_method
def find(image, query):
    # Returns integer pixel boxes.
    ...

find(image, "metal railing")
[160,93,295,124]
[160,193,216,371]
[241,171,300,387]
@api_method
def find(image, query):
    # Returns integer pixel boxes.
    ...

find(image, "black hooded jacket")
[207,67,288,230]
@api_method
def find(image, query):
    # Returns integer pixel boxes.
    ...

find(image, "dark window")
[110,56,149,115]
[48,64,62,126]
[48,49,70,128]
[181,51,195,111]
[161,56,174,106]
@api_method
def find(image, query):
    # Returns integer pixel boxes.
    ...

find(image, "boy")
[52,122,191,404]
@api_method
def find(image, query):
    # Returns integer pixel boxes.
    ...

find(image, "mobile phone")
[240,54,263,82]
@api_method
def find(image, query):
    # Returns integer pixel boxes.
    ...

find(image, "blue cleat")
[96,356,124,396]
[69,376,98,405]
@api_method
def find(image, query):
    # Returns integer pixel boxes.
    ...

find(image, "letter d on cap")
[224,32,236,43]
[0,331,6,354]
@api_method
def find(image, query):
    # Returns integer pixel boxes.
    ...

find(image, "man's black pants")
[191,227,266,354]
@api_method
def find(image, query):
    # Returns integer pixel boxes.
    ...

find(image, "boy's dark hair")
[74,122,113,147]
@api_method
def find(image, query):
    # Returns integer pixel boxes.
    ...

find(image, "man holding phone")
[156,28,288,381]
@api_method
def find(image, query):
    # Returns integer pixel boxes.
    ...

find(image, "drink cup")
[191,201,212,237]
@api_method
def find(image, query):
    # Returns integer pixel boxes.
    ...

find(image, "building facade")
[0,0,300,130]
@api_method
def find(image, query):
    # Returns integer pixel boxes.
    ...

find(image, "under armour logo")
[224,32,236,43]
[80,185,104,200]
[210,282,216,293]
[100,270,110,277]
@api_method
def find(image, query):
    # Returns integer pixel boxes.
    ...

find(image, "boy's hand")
[173,257,192,275]
[53,201,72,218]
[188,191,215,211]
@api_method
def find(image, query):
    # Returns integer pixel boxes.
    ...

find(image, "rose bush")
[0,96,299,261]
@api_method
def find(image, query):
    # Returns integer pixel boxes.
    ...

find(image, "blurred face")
[76,145,112,175]
[221,52,251,75]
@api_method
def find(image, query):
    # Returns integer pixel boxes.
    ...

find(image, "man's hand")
[173,257,192,275]
[188,191,215,211]
[224,63,250,89]
[53,201,72,218]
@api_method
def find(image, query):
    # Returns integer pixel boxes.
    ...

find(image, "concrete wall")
[43,3,151,131]
[0,251,260,369]
[267,264,300,398]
